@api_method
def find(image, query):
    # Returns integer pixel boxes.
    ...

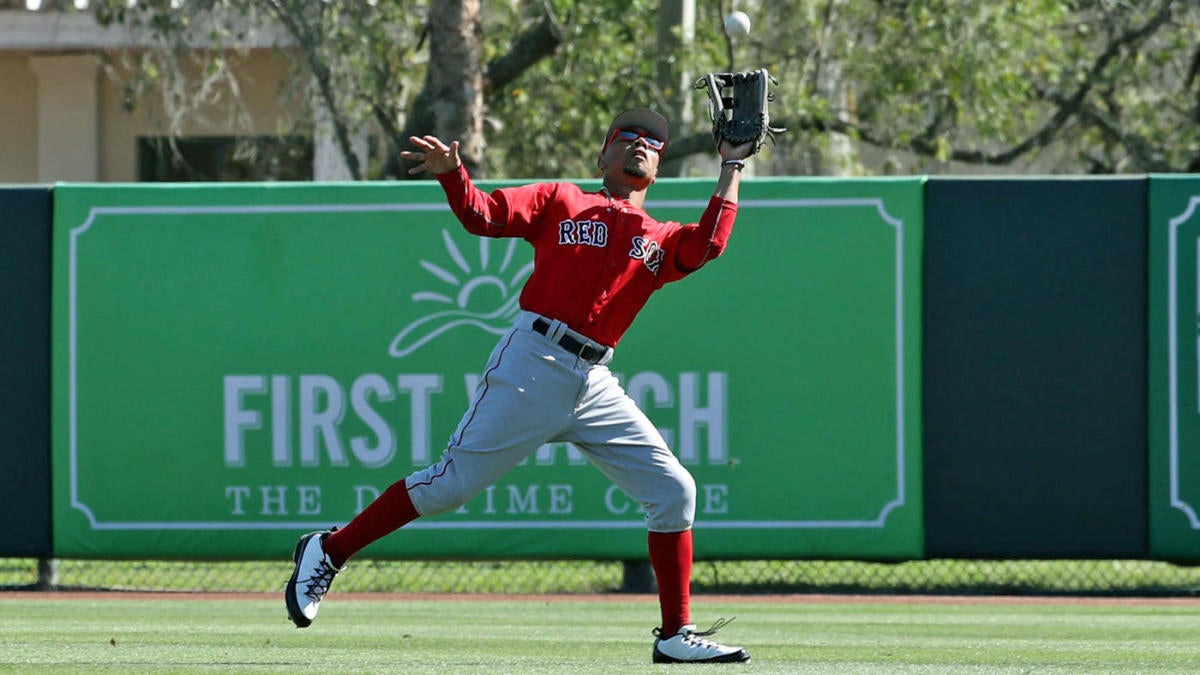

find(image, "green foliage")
[853,3,1068,149]
[484,0,667,178]
[90,0,1200,176]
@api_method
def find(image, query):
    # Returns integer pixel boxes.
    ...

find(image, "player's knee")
[647,470,696,531]
[405,459,476,516]
[411,490,470,517]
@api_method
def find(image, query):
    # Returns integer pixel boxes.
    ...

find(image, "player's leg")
[566,366,750,663]
[287,325,579,627]
[404,324,583,517]
[286,441,551,629]
[325,326,578,559]
[573,431,699,636]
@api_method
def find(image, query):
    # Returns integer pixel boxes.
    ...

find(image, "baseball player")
[286,108,753,664]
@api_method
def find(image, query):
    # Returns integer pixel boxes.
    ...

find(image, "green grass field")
[2,594,1199,673]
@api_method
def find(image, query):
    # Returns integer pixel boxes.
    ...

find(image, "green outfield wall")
[1149,175,1200,558]
[49,179,924,560]
[0,175,1188,564]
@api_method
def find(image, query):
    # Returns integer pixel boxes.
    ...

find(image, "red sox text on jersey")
[437,165,737,347]
[557,220,662,273]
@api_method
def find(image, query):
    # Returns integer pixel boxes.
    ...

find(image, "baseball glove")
[696,68,785,155]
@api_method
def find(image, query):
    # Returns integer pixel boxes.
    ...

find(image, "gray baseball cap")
[604,108,670,150]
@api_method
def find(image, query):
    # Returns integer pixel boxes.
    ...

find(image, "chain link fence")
[4,557,1200,596]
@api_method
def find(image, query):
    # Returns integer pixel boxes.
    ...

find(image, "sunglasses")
[608,127,666,152]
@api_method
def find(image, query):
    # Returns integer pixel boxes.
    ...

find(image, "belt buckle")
[564,335,589,361]
[577,342,595,362]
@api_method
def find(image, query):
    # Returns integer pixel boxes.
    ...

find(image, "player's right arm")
[401,135,461,175]
[400,134,552,239]
[399,135,499,235]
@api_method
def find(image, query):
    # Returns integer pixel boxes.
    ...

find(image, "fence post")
[620,560,656,593]
[37,558,58,590]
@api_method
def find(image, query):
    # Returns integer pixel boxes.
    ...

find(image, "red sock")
[648,529,692,636]
[323,479,420,568]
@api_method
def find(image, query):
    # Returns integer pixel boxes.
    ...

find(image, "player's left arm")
[712,138,753,204]
[672,196,736,273]
[672,139,755,272]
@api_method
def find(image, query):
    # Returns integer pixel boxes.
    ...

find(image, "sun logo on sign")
[389,229,533,358]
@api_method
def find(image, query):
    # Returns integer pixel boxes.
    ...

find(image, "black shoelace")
[653,616,736,640]
[303,558,338,601]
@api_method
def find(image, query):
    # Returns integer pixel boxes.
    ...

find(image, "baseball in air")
[725,11,751,36]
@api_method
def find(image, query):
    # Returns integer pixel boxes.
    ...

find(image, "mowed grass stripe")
[1,596,1198,673]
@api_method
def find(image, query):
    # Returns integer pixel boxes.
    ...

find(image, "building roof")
[0,7,291,51]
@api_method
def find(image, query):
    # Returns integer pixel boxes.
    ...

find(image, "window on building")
[137,136,313,182]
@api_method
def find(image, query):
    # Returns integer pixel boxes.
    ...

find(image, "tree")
[747,0,1200,174]
[93,0,1200,178]
[94,0,565,180]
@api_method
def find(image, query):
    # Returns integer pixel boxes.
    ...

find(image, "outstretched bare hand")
[400,135,462,175]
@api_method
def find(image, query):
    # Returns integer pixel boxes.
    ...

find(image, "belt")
[532,318,607,363]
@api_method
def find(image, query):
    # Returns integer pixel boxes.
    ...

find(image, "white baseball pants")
[404,311,696,533]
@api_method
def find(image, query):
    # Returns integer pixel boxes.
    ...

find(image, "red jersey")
[436,165,737,346]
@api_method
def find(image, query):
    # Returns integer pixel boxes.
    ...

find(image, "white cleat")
[652,619,751,664]
[285,530,344,628]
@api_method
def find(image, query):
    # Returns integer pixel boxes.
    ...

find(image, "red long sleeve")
[673,196,737,273]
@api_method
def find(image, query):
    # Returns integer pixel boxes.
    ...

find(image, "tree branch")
[387,1,563,179]
[721,0,1182,170]
[484,1,564,94]
[1187,43,1200,125]
[992,0,1176,162]
[1074,101,1174,171]
[267,0,362,180]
